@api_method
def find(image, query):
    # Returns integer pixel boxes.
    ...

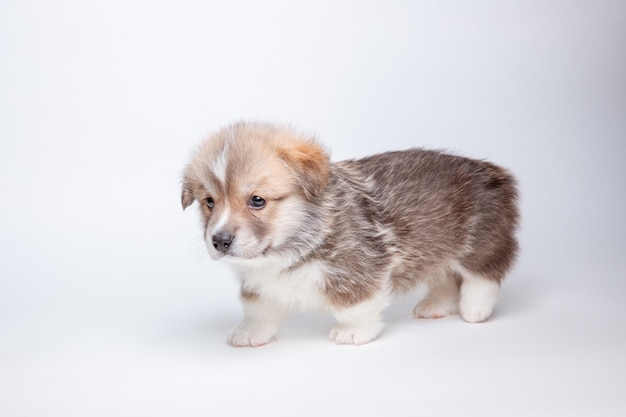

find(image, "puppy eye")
[249,196,266,209]
[205,197,215,209]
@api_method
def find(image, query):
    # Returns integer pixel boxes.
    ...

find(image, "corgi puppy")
[182,122,519,346]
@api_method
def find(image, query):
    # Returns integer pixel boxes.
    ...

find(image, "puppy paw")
[459,274,499,323]
[460,303,494,323]
[227,324,278,347]
[328,325,381,345]
[413,297,459,319]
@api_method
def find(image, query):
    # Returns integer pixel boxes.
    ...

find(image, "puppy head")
[182,122,330,261]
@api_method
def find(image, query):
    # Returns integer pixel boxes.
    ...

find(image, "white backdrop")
[1,1,625,416]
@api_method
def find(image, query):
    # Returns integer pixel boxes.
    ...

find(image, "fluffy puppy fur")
[182,122,519,346]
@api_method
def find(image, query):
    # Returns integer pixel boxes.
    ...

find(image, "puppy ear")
[181,185,195,209]
[181,171,196,209]
[279,139,330,198]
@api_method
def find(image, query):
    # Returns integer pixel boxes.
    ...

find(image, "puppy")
[182,122,519,346]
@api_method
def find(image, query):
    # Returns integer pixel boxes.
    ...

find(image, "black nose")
[212,232,234,253]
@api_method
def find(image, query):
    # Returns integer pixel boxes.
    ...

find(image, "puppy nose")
[212,232,234,253]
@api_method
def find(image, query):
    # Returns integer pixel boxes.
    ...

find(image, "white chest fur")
[225,255,328,312]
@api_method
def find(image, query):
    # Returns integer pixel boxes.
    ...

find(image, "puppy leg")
[228,295,287,347]
[329,291,391,345]
[457,267,500,323]
[413,275,460,319]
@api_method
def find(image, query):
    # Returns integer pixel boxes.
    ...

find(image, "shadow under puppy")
[182,122,519,346]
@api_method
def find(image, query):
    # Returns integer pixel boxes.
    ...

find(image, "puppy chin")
[207,249,226,261]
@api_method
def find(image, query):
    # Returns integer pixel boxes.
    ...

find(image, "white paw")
[227,323,278,347]
[460,302,494,323]
[328,324,381,345]
[459,274,500,323]
[413,297,459,319]
[455,267,501,324]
